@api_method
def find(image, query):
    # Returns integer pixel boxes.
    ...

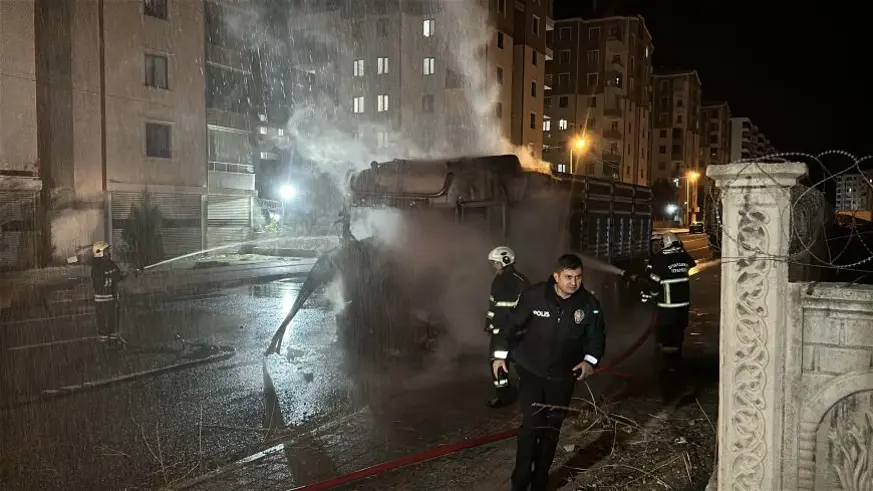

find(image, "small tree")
[121,193,165,269]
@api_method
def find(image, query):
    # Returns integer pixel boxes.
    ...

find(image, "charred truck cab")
[348,154,653,269]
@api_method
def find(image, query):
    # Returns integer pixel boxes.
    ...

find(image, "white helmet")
[92,240,110,258]
[661,233,681,249]
[488,246,516,266]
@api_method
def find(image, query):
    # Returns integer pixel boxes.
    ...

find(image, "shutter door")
[0,190,38,269]
[111,192,202,260]
[207,195,251,249]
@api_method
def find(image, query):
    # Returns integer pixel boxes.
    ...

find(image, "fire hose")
[288,308,659,491]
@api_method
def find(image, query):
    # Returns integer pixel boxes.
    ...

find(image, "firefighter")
[491,253,606,491]
[90,241,125,347]
[484,246,529,409]
[644,233,696,371]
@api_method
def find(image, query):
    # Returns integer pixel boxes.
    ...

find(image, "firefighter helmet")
[92,240,110,258]
[661,233,681,249]
[488,246,515,266]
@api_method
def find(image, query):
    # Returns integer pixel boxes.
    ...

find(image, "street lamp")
[569,136,587,174]
[684,171,700,226]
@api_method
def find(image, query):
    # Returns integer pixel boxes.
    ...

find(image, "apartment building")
[729,117,776,161]
[288,0,552,160]
[651,69,702,224]
[204,0,261,247]
[700,102,731,170]
[0,0,42,269]
[834,173,873,218]
[543,15,654,186]
[33,0,208,259]
[503,0,553,158]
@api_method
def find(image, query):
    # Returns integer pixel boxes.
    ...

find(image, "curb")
[174,407,369,489]
[3,347,236,410]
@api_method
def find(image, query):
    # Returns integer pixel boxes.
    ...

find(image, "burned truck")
[267,154,653,363]
[348,154,653,267]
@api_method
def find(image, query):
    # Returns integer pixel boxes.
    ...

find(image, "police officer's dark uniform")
[645,234,696,369]
[491,258,606,491]
[485,250,529,408]
[90,241,124,346]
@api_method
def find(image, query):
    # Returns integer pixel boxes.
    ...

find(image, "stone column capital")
[706,162,807,190]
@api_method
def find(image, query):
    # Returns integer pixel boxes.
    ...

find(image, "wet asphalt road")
[0,235,711,490]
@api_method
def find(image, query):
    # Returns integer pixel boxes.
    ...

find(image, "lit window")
[353,59,365,77]
[377,94,389,112]
[558,119,568,130]
[423,57,435,75]
[423,19,435,37]
[377,132,388,148]
[543,120,551,131]
[353,96,364,113]
[377,57,389,74]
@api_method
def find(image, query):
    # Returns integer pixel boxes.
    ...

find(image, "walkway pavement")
[175,266,722,491]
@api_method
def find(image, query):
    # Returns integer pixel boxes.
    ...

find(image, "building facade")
[0,0,42,269]
[543,15,654,185]
[288,0,553,162]
[834,173,873,219]
[700,102,731,170]
[34,0,208,260]
[651,69,702,224]
[729,116,776,161]
[204,0,260,248]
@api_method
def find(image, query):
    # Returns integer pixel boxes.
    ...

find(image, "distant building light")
[259,127,268,135]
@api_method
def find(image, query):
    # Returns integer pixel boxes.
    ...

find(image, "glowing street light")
[569,135,588,174]
[683,170,701,226]
[666,204,678,215]
[279,184,296,201]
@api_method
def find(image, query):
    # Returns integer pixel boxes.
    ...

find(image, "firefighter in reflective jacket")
[485,246,529,408]
[90,241,125,347]
[645,233,696,370]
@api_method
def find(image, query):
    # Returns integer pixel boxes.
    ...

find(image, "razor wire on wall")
[704,151,873,284]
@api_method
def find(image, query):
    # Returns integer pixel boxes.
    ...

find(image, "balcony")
[545,46,553,61]
[603,129,622,140]
[604,106,622,117]
[208,163,256,192]
[602,152,621,164]
[546,18,555,31]
[543,73,552,90]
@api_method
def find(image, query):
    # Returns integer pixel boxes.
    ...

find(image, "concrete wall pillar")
[706,162,806,490]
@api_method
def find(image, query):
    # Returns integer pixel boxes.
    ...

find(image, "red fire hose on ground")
[289,310,659,491]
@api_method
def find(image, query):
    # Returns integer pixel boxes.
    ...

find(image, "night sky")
[554,0,868,161]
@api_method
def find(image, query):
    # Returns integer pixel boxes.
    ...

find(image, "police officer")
[485,246,529,409]
[644,233,696,371]
[90,241,125,347]
[491,253,606,491]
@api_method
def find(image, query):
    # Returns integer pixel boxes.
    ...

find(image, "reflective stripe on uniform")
[487,311,495,319]
[493,350,509,360]
[494,299,519,308]
[94,294,115,302]
[491,328,500,335]
[583,354,599,365]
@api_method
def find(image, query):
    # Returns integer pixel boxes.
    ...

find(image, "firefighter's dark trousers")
[511,366,575,491]
[95,299,120,337]
[655,306,689,356]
